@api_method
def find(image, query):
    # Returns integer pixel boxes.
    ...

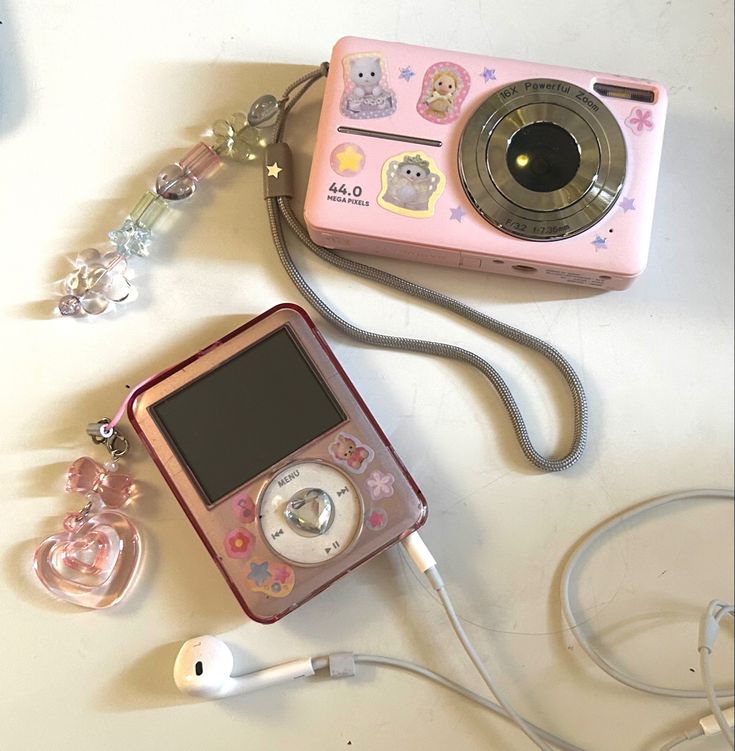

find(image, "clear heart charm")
[33,507,142,608]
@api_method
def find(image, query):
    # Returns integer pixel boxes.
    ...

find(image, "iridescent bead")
[247,95,279,128]
[58,295,82,316]
[129,191,167,230]
[156,163,197,200]
[108,219,153,257]
[155,142,222,201]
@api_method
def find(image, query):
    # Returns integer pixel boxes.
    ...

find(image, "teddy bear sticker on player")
[328,433,375,474]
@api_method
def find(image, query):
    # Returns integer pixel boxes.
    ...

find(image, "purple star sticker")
[398,66,415,82]
[591,236,607,251]
[450,206,465,222]
[620,197,636,212]
[481,67,496,82]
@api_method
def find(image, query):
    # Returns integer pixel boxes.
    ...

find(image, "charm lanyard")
[263,65,587,472]
[40,64,588,609]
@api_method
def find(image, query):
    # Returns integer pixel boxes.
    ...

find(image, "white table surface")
[1,2,733,749]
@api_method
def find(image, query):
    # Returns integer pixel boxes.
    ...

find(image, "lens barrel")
[458,79,626,240]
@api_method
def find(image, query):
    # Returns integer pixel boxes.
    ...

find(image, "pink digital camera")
[129,305,427,623]
[305,37,668,290]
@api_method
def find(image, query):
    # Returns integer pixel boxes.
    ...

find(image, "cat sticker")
[340,53,397,119]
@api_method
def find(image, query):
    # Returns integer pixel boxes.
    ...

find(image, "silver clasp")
[86,418,129,460]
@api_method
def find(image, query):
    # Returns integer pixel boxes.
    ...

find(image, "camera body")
[305,37,668,290]
[129,304,427,623]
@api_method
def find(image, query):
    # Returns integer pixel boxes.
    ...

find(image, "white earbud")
[173,635,316,699]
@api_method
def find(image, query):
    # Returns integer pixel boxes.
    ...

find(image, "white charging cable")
[403,532,557,751]
[699,600,735,744]
[174,492,733,750]
[402,488,734,750]
[560,489,734,700]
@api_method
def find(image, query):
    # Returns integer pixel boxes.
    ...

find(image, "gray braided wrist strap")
[264,66,588,472]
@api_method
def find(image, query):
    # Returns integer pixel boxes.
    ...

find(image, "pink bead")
[179,142,222,180]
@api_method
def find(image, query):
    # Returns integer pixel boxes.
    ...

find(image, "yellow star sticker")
[266,162,283,178]
[334,145,364,173]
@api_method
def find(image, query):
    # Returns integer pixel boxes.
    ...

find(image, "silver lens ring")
[459,79,626,241]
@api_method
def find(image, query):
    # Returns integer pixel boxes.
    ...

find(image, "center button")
[285,487,335,537]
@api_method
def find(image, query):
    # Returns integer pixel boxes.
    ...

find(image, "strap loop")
[265,66,588,472]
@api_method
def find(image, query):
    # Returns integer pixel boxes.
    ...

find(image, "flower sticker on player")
[328,433,374,474]
[225,528,255,559]
[366,470,395,500]
[244,559,295,598]
[232,494,256,524]
[366,508,388,531]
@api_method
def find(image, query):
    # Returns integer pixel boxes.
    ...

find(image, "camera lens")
[459,79,626,239]
[506,122,580,193]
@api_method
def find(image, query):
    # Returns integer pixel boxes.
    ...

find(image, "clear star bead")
[108,219,153,258]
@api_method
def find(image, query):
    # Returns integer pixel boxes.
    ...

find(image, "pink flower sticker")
[232,494,256,524]
[366,508,388,531]
[625,107,654,135]
[224,528,255,559]
[271,563,293,585]
[366,471,395,500]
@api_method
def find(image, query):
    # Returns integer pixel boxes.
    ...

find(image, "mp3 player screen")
[150,327,346,505]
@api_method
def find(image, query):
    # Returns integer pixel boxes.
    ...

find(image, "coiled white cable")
[560,489,734,700]
[403,489,734,750]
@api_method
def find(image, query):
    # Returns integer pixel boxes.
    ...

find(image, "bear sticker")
[328,433,374,474]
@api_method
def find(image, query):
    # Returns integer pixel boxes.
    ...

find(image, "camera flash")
[515,154,529,168]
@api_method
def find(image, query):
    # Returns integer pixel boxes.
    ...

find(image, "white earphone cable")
[351,654,585,751]
[560,489,734,700]
[401,489,734,750]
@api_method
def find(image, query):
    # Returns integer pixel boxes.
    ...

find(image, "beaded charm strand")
[57,95,280,317]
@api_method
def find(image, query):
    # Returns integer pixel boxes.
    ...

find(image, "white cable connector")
[700,706,734,736]
[699,600,735,652]
[402,532,444,591]
[402,531,436,573]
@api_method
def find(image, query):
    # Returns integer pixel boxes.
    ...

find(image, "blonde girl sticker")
[377,151,446,218]
[417,62,471,124]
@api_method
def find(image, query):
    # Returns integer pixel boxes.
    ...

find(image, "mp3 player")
[128,304,427,623]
